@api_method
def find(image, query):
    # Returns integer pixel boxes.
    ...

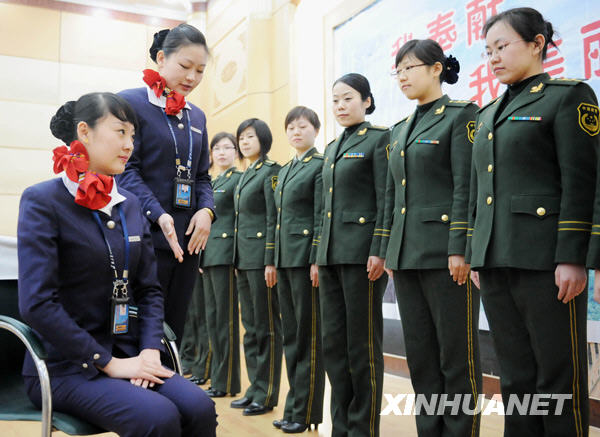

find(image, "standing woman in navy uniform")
[317,74,389,437]
[231,118,283,416]
[18,92,216,437]
[118,24,214,344]
[273,106,326,433]
[466,8,598,436]
[382,39,481,437]
[202,132,242,398]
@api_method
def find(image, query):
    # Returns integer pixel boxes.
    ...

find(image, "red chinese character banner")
[333,0,600,127]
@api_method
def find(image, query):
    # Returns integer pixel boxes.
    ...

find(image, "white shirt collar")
[145,85,191,119]
[61,173,127,216]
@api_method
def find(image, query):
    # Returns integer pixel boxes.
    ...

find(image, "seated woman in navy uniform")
[118,24,215,345]
[17,92,217,437]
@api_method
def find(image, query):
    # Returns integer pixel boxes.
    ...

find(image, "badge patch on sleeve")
[466,121,475,143]
[271,175,278,191]
[578,103,599,136]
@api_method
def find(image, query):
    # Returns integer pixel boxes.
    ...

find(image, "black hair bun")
[366,92,376,114]
[149,29,170,62]
[444,55,460,84]
[50,101,76,144]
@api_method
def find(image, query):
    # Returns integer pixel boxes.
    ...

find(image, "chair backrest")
[0,279,25,373]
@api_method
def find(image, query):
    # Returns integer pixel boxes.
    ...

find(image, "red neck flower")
[52,140,89,182]
[52,140,113,210]
[143,69,187,116]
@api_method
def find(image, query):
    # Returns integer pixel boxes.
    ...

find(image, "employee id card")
[111,296,129,335]
[173,177,194,209]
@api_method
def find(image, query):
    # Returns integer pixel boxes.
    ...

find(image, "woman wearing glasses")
[467,7,598,436]
[202,132,242,398]
[382,39,480,437]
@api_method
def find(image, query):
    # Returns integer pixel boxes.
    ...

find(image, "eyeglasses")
[481,39,525,59]
[390,63,427,77]
[212,146,236,152]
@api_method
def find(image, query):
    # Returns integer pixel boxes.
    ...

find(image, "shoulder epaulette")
[263,159,277,166]
[312,152,324,159]
[234,169,243,174]
[367,125,389,131]
[326,137,338,149]
[477,95,502,112]
[547,77,585,86]
[447,99,475,107]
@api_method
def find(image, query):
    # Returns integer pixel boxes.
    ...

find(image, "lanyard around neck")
[91,205,130,298]
[161,109,193,179]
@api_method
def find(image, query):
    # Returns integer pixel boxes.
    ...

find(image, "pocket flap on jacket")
[342,211,375,224]
[419,205,452,223]
[289,226,313,236]
[510,195,560,218]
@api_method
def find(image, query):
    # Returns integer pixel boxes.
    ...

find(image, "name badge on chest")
[110,280,129,335]
[173,177,194,209]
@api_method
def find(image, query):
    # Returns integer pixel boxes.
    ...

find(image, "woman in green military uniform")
[273,106,325,434]
[382,39,481,437]
[231,118,283,416]
[467,8,598,436]
[202,132,242,398]
[317,73,389,437]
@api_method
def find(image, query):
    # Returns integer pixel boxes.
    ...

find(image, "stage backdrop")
[332,0,600,390]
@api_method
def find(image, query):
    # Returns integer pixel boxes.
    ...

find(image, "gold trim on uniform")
[305,286,318,424]
[227,266,234,393]
[569,300,583,437]
[530,82,544,93]
[466,278,480,437]
[368,280,377,437]
[265,287,276,406]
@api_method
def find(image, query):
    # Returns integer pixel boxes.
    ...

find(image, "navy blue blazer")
[17,178,164,379]
[117,87,214,251]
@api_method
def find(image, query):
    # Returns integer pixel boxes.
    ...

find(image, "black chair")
[0,279,182,436]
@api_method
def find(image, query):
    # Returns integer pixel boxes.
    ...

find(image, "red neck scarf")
[143,69,186,116]
[52,141,114,210]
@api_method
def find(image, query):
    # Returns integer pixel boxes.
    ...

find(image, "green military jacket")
[465,74,598,270]
[233,157,281,270]
[315,121,390,265]
[274,147,324,268]
[381,95,477,270]
[201,167,242,268]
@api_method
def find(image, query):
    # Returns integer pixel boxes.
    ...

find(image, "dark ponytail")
[50,93,137,144]
[482,7,557,60]
[395,39,460,84]
[333,73,376,114]
[149,23,209,63]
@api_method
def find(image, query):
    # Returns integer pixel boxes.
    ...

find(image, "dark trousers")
[479,268,588,437]
[180,273,212,380]
[319,264,385,437]
[202,265,241,394]
[25,373,216,437]
[155,249,198,346]
[393,269,481,437]
[237,268,282,406]
[278,267,325,425]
